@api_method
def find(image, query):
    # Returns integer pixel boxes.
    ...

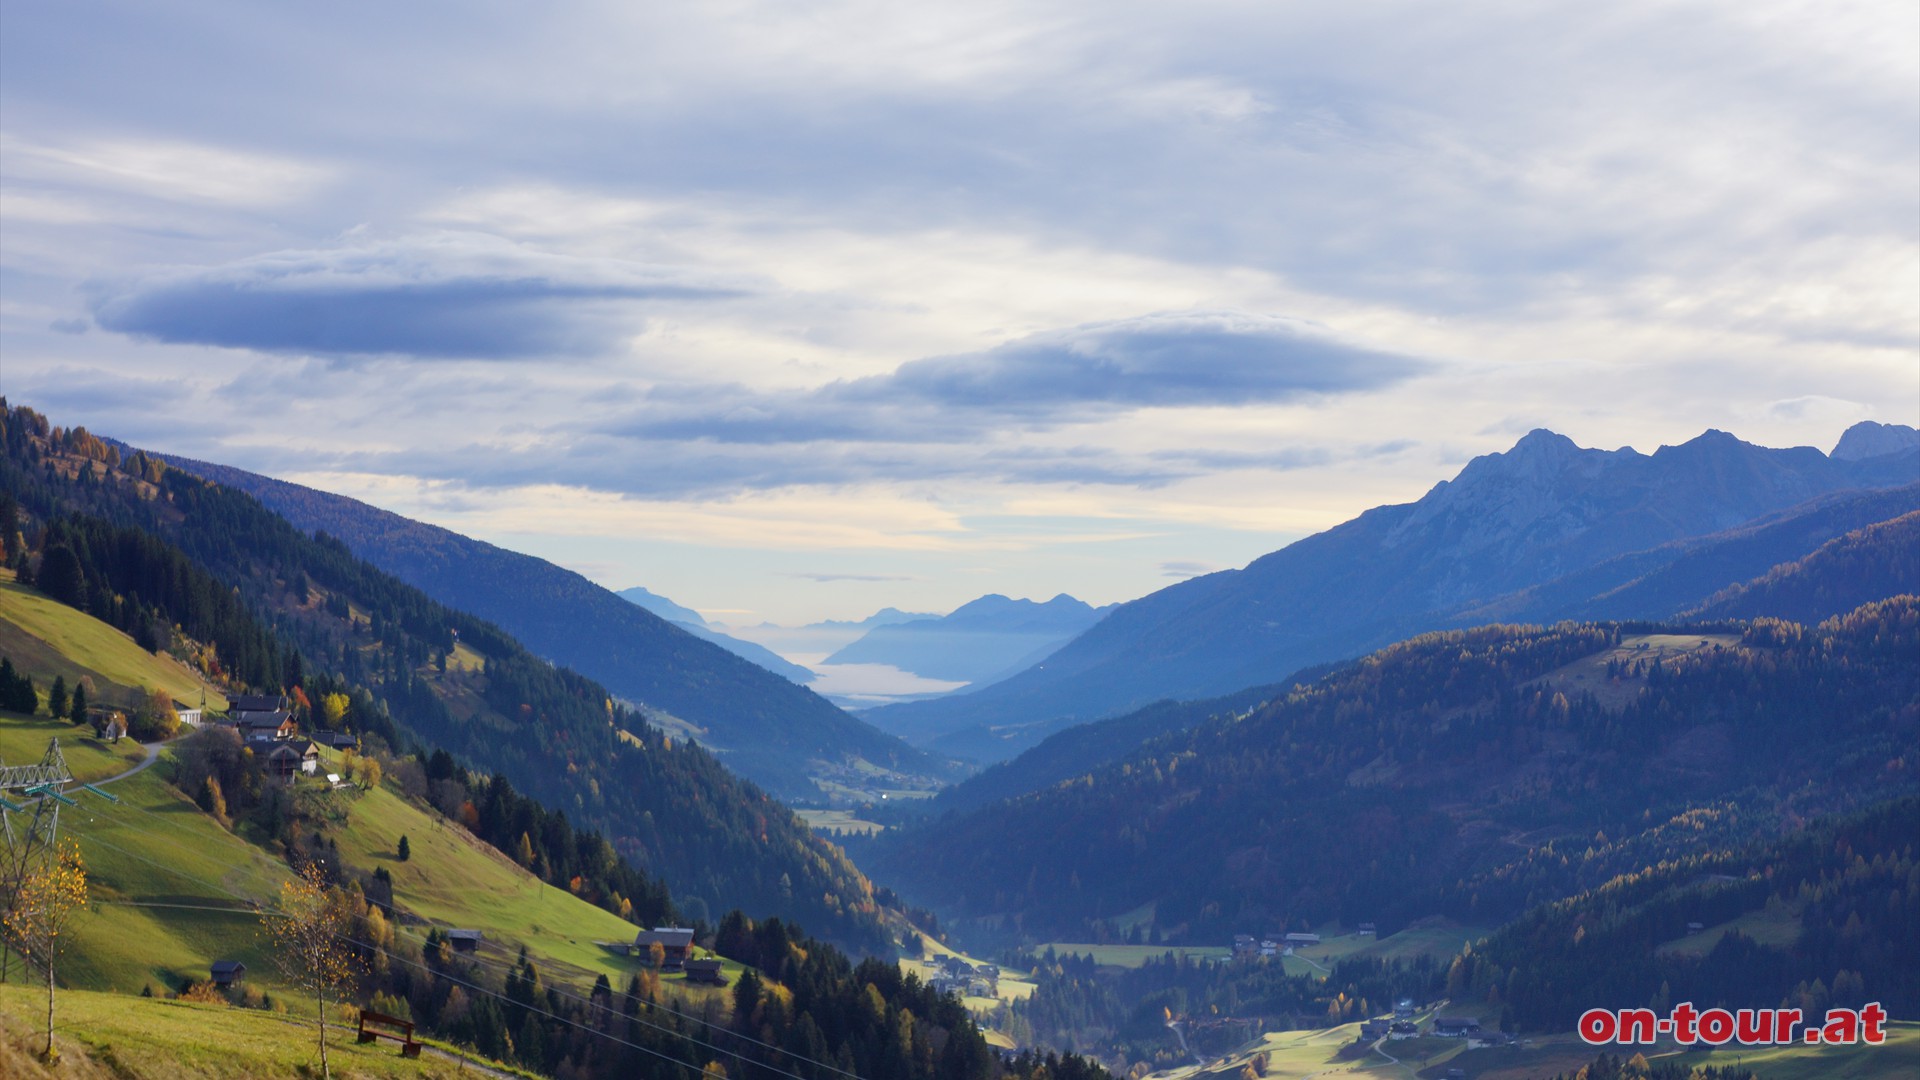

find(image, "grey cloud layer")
[87,234,751,358]
[616,313,1431,445]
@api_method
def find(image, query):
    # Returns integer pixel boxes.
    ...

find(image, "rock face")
[862,429,1920,758]
[1831,420,1920,462]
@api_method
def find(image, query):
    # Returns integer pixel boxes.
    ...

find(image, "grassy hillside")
[0,574,226,711]
[0,713,146,783]
[19,719,732,1004]
[0,984,524,1079]
[3,410,894,953]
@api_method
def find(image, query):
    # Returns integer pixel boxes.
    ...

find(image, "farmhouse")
[311,729,360,751]
[229,694,286,713]
[174,701,203,726]
[632,927,696,969]
[1283,932,1320,946]
[1357,922,1377,936]
[1433,1017,1482,1038]
[267,739,320,780]
[1360,1019,1391,1039]
[232,710,297,741]
[210,960,246,987]
[683,958,727,986]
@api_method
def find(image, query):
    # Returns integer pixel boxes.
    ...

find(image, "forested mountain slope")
[160,453,947,797]
[864,427,1919,761]
[1688,510,1920,624]
[917,496,1920,812]
[870,598,1920,944]
[0,401,889,950]
[1475,795,1920,1030]
[0,579,1107,1080]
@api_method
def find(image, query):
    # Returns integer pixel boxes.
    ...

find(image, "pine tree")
[397,835,411,861]
[47,676,67,719]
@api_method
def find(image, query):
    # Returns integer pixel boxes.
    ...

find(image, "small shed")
[211,960,247,986]
[447,929,483,953]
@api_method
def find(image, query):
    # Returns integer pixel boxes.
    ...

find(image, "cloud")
[1159,559,1218,578]
[613,311,1433,444]
[87,232,754,359]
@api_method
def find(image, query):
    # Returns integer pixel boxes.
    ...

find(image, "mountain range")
[156,454,952,800]
[824,593,1110,686]
[860,424,1920,761]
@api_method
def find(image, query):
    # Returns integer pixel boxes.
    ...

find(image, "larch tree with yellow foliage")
[2,839,88,1062]
[264,861,362,1079]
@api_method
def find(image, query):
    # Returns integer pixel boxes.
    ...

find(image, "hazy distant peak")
[1832,421,1920,462]
[615,586,709,627]
[947,593,1091,619]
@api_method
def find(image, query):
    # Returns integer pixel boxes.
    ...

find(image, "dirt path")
[93,739,162,785]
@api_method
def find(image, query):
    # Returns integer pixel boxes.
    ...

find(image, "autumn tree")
[2,839,88,1062]
[129,687,180,742]
[264,861,361,1079]
[320,692,350,730]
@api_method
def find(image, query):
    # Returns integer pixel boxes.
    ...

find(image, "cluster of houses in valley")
[1231,930,1325,958]
[1356,1006,1513,1049]
[209,693,359,783]
[927,955,999,998]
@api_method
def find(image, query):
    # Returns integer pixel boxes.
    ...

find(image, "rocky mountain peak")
[1832,420,1920,462]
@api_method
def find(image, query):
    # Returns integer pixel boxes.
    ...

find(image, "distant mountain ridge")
[158,456,951,799]
[914,487,1920,816]
[615,585,818,683]
[862,424,1920,760]
[825,593,1110,686]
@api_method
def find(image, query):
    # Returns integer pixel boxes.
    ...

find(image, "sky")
[3,0,1916,627]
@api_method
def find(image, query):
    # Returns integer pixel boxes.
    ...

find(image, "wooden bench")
[357,1008,422,1057]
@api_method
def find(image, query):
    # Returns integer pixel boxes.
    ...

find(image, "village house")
[683,958,726,985]
[310,729,360,751]
[228,693,287,713]
[174,700,203,726]
[1388,1020,1418,1038]
[632,927,696,969]
[1360,1019,1392,1040]
[1232,934,1256,956]
[1283,931,1321,946]
[1357,922,1377,937]
[1394,998,1416,1018]
[267,739,320,780]
[231,710,298,742]
[1433,1017,1482,1038]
